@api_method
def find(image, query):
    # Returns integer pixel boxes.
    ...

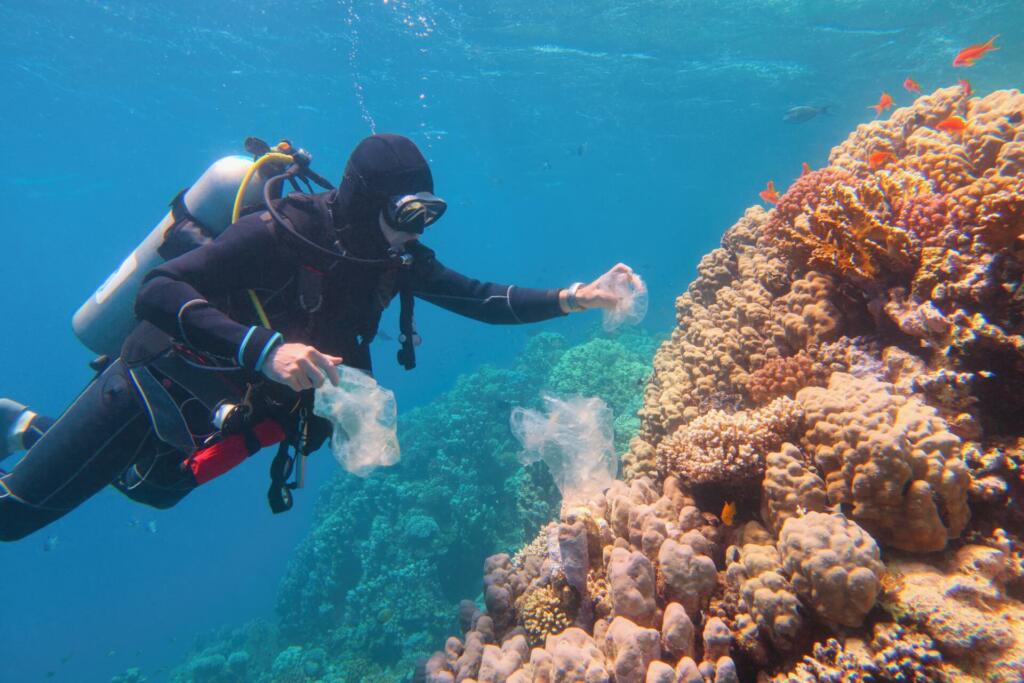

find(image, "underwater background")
[1,1,1023,681]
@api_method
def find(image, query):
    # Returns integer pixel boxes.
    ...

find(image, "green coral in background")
[172,329,657,682]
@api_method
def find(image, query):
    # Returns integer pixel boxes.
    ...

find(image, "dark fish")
[783,105,831,123]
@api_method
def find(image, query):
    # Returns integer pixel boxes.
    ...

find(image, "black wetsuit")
[0,134,566,541]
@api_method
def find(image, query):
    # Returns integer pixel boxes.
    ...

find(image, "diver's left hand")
[576,263,640,310]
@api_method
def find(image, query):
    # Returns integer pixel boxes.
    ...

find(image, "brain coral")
[797,373,970,551]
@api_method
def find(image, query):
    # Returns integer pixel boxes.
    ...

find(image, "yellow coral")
[516,584,573,645]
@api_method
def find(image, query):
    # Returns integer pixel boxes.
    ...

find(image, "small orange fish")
[953,35,998,67]
[937,115,968,134]
[959,79,973,97]
[903,77,922,93]
[868,91,894,116]
[801,162,812,176]
[868,151,894,169]
[759,180,780,204]
[721,501,737,526]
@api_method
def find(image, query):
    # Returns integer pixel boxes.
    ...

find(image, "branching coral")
[770,623,945,683]
[656,397,802,486]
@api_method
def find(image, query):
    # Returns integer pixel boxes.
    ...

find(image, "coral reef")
[166,87,1024,683]
[421,87,1024,683]
[273,331,656,678]
[881,544,1024,681]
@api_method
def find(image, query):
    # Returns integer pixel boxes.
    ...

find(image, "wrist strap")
[566,282,585,312]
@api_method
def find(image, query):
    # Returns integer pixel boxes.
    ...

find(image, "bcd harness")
[130,137,423,513]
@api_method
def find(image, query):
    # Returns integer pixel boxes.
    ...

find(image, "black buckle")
[268,442,296,514]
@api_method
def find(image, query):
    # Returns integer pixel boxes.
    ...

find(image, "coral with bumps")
[742,352,827,405]
[798,373,971,551]
[724,541,804,652]
[655,397,802,486]
[760,443,830,535]
[778,512,884,628]
[423,478,741,683]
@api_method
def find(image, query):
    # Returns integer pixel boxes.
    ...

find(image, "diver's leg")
[0,360,150,541]
[0,399,53,461]
[112,431,197,510]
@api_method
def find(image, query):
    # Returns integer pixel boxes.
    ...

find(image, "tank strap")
[170,188,210,232]
[397,280,417,370]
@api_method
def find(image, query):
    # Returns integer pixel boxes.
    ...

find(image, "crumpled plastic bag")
[510,395,617,503]
[313,365,399,477]
[593,268,648,332]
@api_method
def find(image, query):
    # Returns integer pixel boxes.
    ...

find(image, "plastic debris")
[594,268,648,332]
[510,395,616,502]
[314,365,399,476]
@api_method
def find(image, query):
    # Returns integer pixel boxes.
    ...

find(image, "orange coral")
[781,177,917,282]
[766,168,854,236]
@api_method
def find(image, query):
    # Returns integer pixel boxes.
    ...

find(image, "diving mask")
[385,192,447,234]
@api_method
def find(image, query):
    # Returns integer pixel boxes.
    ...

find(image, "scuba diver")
[0,133,640,541]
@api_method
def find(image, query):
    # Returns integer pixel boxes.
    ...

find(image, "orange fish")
[868,151,894,169]
[759,180,780,204]
[937,115,968,134]
[959,79,973,96]
[953,35,998,67]
[801,162,812,176]
[903,77,922,93]
[868,91,894,116]
[721,501,737,526]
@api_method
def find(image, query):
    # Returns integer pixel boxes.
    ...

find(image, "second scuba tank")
[72,155,270,357]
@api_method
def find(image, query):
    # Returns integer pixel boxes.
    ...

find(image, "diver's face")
[378,211,421,248]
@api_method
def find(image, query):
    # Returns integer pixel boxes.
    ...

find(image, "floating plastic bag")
[510,395,617,503]
[594,268,648,332]
[314,365,399,477]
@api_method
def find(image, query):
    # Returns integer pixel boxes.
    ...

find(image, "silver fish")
[43,535,59,552]
[783,105,831,123]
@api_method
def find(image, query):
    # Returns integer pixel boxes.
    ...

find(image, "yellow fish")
[721,501,737,526]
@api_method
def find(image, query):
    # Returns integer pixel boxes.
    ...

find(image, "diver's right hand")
[262,343,342,391]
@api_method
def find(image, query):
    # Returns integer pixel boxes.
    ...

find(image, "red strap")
[188,419,285,485]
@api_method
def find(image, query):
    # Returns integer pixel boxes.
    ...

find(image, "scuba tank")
[71,140,309,358]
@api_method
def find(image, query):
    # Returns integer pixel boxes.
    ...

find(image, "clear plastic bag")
[593,268,648,332]
[313,366,399,477]
[510,395,617,503]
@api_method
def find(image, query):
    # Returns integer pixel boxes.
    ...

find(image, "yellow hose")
[233,151,294,329]
[231,152,294,223]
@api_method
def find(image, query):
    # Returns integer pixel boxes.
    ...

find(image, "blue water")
[1,1,1021,680]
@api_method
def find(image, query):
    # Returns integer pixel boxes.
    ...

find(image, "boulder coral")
[777,512,884,628]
